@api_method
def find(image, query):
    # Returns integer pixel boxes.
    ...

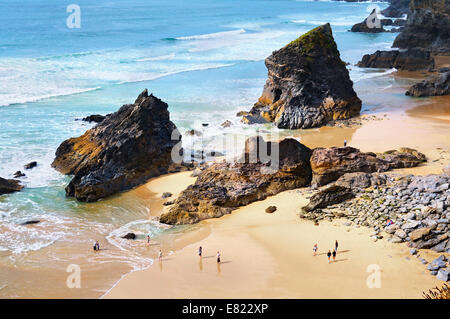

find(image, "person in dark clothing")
[332,249,336,262]
[335,240,339,253]
[327,250,331,263]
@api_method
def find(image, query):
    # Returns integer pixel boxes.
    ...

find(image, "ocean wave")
[176,28,246,41]
[136,53,176,62]
[0,87,101,107]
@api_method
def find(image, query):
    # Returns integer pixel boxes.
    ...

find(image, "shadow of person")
[219,260,232,264]
[333,258,348,263]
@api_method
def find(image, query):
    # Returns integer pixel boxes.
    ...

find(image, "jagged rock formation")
[310,147,426,186]
[393,0,450,54]
[241,24,361,129]
[357,48,435,70]
[381,0,410,18]
[52,89,185,202]
[351,9,386,33]
[302,185,355,212]
[159,137,312,225]
[82,114,106,123]
[406,70,450,96]
[0,177,23,195]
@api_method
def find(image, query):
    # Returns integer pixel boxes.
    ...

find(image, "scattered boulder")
[161,192,172,199]
[20,220,40,226]
[13,171,25,178]
[409,227,431,241]
[335,172,387,190]
[52,89,184,202]
[0,177,24,195]
[24,161,37,170]
[243,23,361,129]
[302,185,354,212]
[160,137,312,225]
[82,114,106,123]
[186,129,202,136]
[220,120,232,128]
[163,200,174,206]
[122,233,136,240]
[436,269,449,282]
[265,206,277,214]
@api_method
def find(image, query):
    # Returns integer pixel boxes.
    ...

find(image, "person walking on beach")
[344,139,347,147]
[147,235,150,246]
[93,241,100,251]
[158,249,162,262]
[332,249,336,262]
[313,243,318,256]
[327,250,331,263]
[335,240,339,253]
[216,251,221,264]
[198,246,202,259]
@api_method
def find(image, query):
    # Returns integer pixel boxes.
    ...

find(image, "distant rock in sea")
[52,89,186,202]
[159,137,312,225]
[82,114,106,123]
[406,70,450,97]
[0,177,24,195]
[240,23,361,129]
[350,9,386,33]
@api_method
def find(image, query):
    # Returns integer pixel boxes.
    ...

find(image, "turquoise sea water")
[0,0,406,297]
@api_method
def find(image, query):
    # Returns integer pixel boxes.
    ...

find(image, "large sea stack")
[241,23,361,129]
[52,89,183,202]
[159,137,312,225]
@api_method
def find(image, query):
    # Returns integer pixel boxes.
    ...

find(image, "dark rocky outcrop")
[20,220,40,226]
[358,0,449,71]
[52,89,185,202]
[241,24,361,129]
[159,137,312,225]
[0,177,24,195]
[302,185,355,212]
[335,172,387,190]
[13,171,25,178]
[406,70,450,96]
[82,114,106,123]
[357,48,435,71]
[161,192,172,199]
[393,0,450,54]
[122,233,136,240]
[310,147,426,186]
[381,0,410,18]
[24,161,37,170]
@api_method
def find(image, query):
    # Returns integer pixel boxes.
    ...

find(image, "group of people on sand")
[313,240,339,263]
[198,246,221,263]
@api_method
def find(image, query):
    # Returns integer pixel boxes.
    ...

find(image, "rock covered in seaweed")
[242,23,361,129]
[52,89,184,202]
[159,137,312,225]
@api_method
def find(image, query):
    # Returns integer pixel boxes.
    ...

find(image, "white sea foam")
[176,28,246,40]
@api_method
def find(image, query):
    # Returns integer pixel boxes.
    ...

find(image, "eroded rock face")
[242,23,361,129]
[357,48,435,71]
[350,9,386,33]
[381,0,410,18]
[52,89,183,202]
[159,137,312,225]
[302,185,355,213]
[406,71,450,97]
[393,0,450,54]
[0,177,24,195]
[310,147,426,186]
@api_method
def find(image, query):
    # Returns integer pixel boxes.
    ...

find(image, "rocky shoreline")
[300,171,450,282]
